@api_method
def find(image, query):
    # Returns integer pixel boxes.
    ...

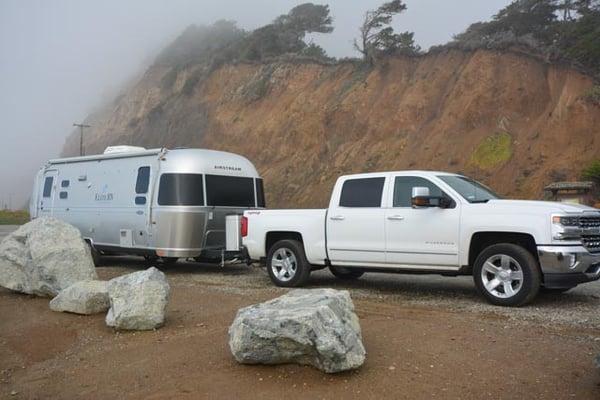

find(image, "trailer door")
[39,170,58,217]
[133,166,151,247]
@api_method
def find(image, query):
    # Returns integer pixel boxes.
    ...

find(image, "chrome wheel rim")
[481,254,524,299]
[271,248,297,282]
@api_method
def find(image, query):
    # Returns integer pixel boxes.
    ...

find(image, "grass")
[0,210,30,225]
[470,132,513,170]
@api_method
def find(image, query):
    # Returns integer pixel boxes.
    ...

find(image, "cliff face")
[62,49,600,208]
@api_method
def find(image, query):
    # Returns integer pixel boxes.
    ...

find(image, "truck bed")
[243,209,328,264]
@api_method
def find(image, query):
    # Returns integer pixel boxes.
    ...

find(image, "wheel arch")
[265,231,304,255]
[468,231,539,267]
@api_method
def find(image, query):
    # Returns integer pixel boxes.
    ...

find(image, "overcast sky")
[0,0,512,208]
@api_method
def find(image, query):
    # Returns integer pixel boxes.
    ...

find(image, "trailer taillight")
[241,216,248,237]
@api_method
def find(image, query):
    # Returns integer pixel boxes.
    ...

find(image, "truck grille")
[579,216,600,229]
[583,235,600,253]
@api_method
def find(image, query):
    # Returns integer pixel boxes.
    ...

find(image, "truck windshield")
[438,175,500,203]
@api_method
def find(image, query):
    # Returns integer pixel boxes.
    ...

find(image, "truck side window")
[61,180,70,188]
[393,177,444,207]
[135,166,150,194]
[43,177,53,198]
[339,177,385,208]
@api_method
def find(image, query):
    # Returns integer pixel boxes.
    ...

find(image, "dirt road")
[1,257,600,399]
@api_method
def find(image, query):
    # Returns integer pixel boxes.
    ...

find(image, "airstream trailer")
[30,146,264,265]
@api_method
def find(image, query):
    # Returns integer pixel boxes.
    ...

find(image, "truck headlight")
[552,215,582,240]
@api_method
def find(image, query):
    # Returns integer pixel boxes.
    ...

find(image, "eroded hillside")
[62,49,600,208]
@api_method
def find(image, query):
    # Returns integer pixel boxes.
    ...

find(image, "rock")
[595,354,600,370]
[228,289,366,373]
[106,267,170,330]
[49,280,109,315]
[0,217,97,296]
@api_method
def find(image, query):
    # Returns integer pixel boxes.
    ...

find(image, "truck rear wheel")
[329,266,364,280]
[473,243,541,307]
[267,240,311,287]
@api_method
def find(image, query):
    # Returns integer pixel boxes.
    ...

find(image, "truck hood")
[484,199,599,214]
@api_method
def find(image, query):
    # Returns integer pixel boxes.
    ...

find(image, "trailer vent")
[104,146,147,154]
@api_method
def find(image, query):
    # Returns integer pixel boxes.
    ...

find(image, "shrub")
[470,132,513,170]
[0,210,30,225]
[583,85,600,105]
[582,160,600,182]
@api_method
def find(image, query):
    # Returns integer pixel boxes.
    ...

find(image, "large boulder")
[49,280,109,315]
[0,217,97,296]
[106,267,170,330]
[228,289,366,373]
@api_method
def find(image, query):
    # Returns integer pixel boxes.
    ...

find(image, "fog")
[0,0,511,209]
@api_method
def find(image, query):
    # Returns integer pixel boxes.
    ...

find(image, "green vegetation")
[582,159,600,182]
[583,84,600,105]
[154,3,334,71]
[450,0,600,77]
[0,210,30,225]
[354,1,420,65]
[470,132,514,170]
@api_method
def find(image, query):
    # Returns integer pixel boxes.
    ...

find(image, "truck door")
[326,176,386,266]
[39,170,58,217]
[385,176,460,269]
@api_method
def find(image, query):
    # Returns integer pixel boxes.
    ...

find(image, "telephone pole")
[73,123,91,156]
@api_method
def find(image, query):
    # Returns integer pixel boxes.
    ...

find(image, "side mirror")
[412,187,452,209]
[412,187,431,208]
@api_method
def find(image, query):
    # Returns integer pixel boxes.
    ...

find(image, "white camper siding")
[40,154,159,249]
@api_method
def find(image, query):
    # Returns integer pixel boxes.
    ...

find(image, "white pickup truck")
[241,171,600,306]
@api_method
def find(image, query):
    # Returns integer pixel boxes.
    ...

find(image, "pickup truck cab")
[242,171,600,306]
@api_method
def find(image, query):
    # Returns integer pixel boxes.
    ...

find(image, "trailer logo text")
[95,184,114,201]
[95,193,114,201]
[214,165,242,172]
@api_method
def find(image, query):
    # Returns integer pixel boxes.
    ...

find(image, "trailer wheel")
[329,266,364,280]
[473,243,541,307]
[87,242,102,267]
[159,257,178,267]
[267,240,311,287]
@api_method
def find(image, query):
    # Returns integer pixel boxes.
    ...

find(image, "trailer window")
[256,178,266,208]
[206,175,255,207]
[339,177,385,208]
[61,180,70,188]
[135,166,150,194]
[59,191,68,199]
[43,177,53,198]
[158,174,204,206]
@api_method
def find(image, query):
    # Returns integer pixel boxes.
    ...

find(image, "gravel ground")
[102,256,600,332]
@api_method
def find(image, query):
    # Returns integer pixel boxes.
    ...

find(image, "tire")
[473,243,541,307]
[329,266,364,280]
[87,242,102,267]
[158,257,178,267]
[266,240,311,287]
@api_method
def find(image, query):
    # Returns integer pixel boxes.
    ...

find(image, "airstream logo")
[214,165,242,172]
[95,184,114,201]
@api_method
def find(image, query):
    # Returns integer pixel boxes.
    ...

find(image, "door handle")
[387,215,404,221]
[330,215,345,221]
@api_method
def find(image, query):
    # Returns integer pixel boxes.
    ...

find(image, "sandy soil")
[1,258,600,400]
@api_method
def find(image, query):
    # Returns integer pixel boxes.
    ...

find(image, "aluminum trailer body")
[30,146,264,260]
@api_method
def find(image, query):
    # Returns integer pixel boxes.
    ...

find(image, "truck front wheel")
[267,240,311,287]
[473,243,541,307]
